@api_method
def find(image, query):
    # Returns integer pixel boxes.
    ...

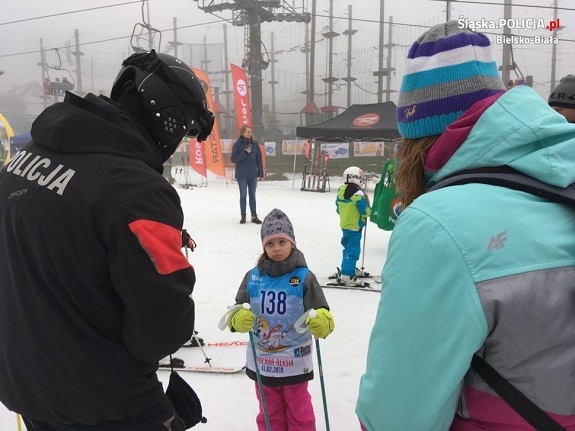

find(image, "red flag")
[230,63,252,137]
[189,137,207,177]
[259,143,267,179]
[192,68,226,177]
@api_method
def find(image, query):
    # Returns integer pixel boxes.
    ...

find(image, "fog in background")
[1,0,574,133]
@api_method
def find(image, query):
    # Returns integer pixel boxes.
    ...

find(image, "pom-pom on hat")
[261,208,296,247]
[397,20,506,139]
[548,75,575,109]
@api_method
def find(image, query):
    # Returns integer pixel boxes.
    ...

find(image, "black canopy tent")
[295,101,400,141]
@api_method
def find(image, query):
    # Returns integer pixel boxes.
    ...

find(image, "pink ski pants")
[254,381,316,431]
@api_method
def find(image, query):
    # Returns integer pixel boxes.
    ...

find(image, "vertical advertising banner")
[189,137,207,177]
[230,64,252,137]
[192,68,226,177]
[259,143,267,179]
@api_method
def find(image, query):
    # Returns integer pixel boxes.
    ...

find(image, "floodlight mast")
[195,0,311,138]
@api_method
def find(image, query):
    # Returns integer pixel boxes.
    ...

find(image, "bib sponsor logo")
[289,275,301,286]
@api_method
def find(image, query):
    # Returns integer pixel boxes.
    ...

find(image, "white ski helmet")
[343,166,364,186]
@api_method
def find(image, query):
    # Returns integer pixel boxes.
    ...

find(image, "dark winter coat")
[230,136,263,179]
[0,92,196,425]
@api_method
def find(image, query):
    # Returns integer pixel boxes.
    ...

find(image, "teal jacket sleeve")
[356,206,487,431]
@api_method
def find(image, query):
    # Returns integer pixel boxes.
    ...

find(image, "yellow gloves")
[305,308,335,339]
[227,305,334,339]
[228,307,255,333]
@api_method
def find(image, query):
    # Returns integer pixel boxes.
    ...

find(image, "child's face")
[264,238,294,262]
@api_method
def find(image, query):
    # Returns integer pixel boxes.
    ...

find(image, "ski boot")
[329,267,341,280]
[355,267,370,278]
[159,356,185,368]
[340,275,370,288]
[182,331,205,347]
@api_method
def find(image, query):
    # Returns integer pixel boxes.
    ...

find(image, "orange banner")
[192,68,226,177]
[230,64,252,137]
[189,137,207,177]
[259,143,266,179]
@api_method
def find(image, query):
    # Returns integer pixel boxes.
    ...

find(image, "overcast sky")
[1,0,574,124]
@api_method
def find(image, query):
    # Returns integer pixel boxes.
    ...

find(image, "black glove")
[182,229,196,251]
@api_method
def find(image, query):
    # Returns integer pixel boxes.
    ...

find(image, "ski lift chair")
[45,70,75,95]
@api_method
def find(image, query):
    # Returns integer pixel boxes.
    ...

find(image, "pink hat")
[261,208,296,247]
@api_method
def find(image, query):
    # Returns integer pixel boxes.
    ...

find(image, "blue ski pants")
[341,228,362,277]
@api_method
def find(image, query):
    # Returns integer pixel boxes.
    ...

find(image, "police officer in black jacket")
[0,50,213,430]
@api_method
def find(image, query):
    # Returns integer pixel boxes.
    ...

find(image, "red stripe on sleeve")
[128,220,191,275]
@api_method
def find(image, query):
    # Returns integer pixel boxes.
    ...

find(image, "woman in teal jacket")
[356,21,575,431]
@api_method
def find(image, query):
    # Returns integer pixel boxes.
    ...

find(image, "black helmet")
[111,50,214,161]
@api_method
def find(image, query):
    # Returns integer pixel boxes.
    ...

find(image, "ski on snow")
[319,280,381,292]
[203,341,248,347]
[181,340,248,348]
[320,268,382,292]
[159,339,248,374]
[159,365,245,374]
[327,267,379,280]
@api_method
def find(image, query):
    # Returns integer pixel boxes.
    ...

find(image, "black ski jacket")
[0,93,196,425]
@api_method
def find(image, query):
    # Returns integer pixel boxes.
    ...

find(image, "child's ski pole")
[245,304,271,431]
[249,328,271,431]
[359,221,368,277]
[192,331,212,366]
[295,309,331,431]
[218,303,271,431]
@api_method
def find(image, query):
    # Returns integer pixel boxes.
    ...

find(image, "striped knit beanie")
[397,20,506,139]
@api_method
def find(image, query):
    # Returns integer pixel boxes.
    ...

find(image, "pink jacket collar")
[424,92,505,173]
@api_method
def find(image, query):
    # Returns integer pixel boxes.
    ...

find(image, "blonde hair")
[396,135,439,208]
[257,252,266,269]
[239,124,252,136]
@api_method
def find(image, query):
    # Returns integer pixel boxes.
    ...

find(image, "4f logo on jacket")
[487,231,507,251]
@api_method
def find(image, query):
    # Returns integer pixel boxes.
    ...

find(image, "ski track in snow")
[0,170,392,431]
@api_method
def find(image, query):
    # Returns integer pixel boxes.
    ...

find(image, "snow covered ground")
[0,168,392,431]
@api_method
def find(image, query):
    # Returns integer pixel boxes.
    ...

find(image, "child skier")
[227,208,334,431]
[336,166,371,285]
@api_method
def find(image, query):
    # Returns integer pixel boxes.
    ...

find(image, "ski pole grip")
[217,303,246,331]
[295,308,316,333]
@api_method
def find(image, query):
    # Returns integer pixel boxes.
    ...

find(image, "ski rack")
[176,156,208,189]
[301,139,330,193]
